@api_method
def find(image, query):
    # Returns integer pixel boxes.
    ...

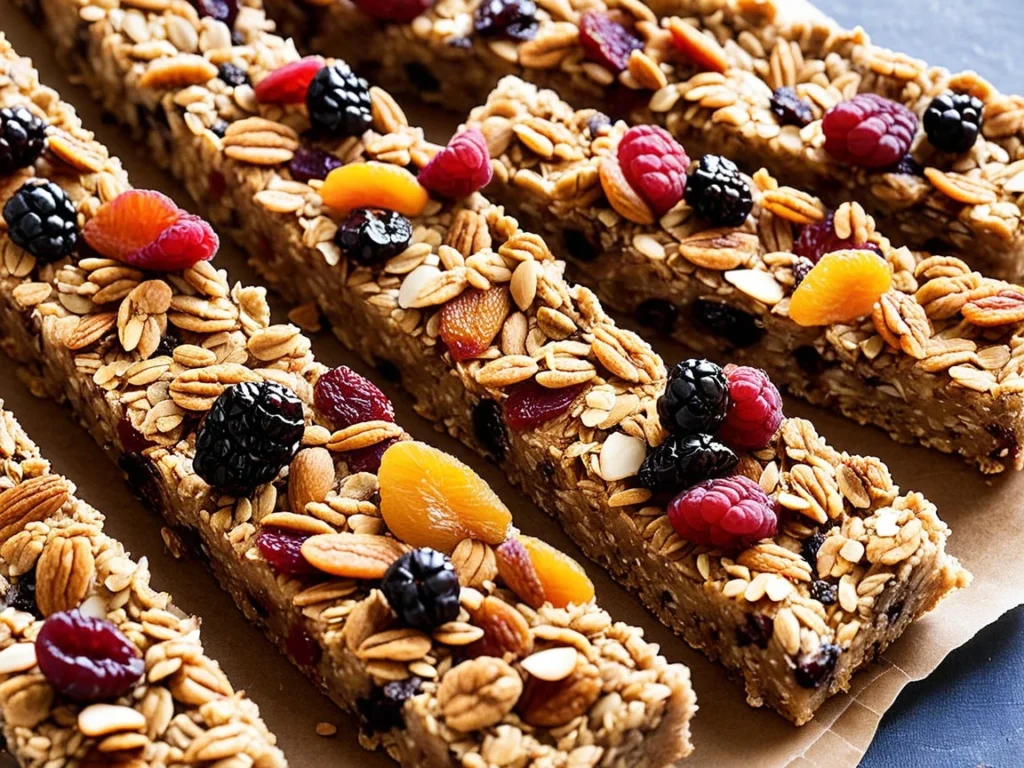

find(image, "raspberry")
[418,128,493,199]
[130,213,218,271]
[504,380,585,432]
[0,106,47,174]
[718,365,783,449]
[923,91,984,154]
[352,0,433,22]
[314,365,395,430]
[617,125,690,216]
[684,154,752,227]
[667,475,778,550]
[657,359,729,435]
[35,610,144,702]
[289,147,343,182]
[821,93,919,169]
[257,527,316,575]
[254,57,323,104]
[474,0,539,41]
[381,548,460,631]
[793,212,882,264]
[578,11,643,74]
[769,87,813,127]
[638,433,737,494]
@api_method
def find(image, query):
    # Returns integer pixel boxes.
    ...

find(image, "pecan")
[287,448,336,513]
[516,658,601,727]
[676,229,759,271]
[169,364,261,411]
[0,475,69,541]
[300,533,406,579]
[0,674,54,729]
[36,535,95,617]
[450,538,498,588]
[445,209,492,258]
[66,312,117,350]
[961,289,1024,327]
[465,596,534,661]
[437,657,522,731]
[872,290,932,359]
[356,628,432,662]
[47,129,107,173]
[326,421,404,453]
[137,54,218,90]
[495,538,545,608]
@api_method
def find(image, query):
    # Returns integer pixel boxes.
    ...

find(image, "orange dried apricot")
[519,536,595,608]
[789,249,892,327]
[320,161,429,216]
[378,441,512,553]
[440,286,511,361]
[668,17,729,74]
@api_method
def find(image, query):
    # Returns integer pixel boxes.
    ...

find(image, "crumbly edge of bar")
[0,31,697,768]
[0,402,286,767]
[21,0,969,724]
[277,0,1024,275]
[467,74,1024,473]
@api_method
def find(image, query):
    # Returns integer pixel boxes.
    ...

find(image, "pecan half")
[0,475,69,541]
[36,535,95,617]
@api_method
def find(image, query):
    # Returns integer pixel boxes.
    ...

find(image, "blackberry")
[357,677,422,733]
[923,91,984,154]
[335,208,413,266]
[3,179,79,263]
[381,549,460,632]
[217,62,249,87]
[794,643,841,689]
[193,381,304,496]
[306,65,372,137]
[0,106,47,174]
[801,532,827,571]
[769,87,813,127]
[474,0,539,41]
[638,433,737,494]
[692,299,764,348]
[3,570,39,616]
[809,580,837,605]
[658,359,729,435]
[684,154,753,227]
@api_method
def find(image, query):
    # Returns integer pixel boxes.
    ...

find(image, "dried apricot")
[788,249,892,326]
[320,162,429,217]
[519,536,595,608]
[378,441,512,553]
[440,286,511,361]
[668,17,728,73]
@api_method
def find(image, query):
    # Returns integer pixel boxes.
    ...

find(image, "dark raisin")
[986,423,1022,465]
[886,600,906,623]
[357,677,422,733]
[892,154,924,176]
[691,299,764,348]
[3,569,39,617]
[794,643,840,689]
[770,86,813,127]
[210,120,229,138]
[472,399,508,460]
[404,62,439,93]
[634,298,678,334]
[474,0,539,41]
[539,460,556,481]
[217,62,249,87]
[801,532,826,571]
[736,614,773,649]
[795,345,829,376]
[809,580,837,605]
[447,36,473,49]
[119,451,162,506]
[375,358,402,383]
[562,228,600,262]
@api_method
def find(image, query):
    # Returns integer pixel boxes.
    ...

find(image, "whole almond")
[301,533,406,579]
[0,475,69,541]
[495,538,545,608]
[599,156,655,225]
[466,596,534,661]
[287,448,335,513]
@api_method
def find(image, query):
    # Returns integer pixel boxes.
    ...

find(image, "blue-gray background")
[817,1,1024,765]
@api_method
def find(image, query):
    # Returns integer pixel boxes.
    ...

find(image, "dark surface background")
[817,2,1024,766]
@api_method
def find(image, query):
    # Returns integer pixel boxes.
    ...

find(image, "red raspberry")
[578,11,643,73]
[794,211,882,264]
[821,94,919,169]
[668,475,778,550]
[419,128,493,199]
[314,365,395,429]
[618,125,690,216]
[254,57,323,104]
[503,380,585,432]
[128,213,219,271]
[257,527,316,575]
[353,0,433,22]
[718,365,783,450]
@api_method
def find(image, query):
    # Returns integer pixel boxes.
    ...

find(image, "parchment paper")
[0,5,1020,766]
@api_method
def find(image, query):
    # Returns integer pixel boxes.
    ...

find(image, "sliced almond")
[78,704,147,737]
[520,646,578,682]
[0,643,37,675]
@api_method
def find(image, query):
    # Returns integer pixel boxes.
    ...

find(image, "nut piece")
[450,539,498,588]
[599,156,655,225]
[36,535,95,617]
[516,659,602,727]
[466,596,534,660]
[437,656,522,732]
[495,539,545,608]
[301,533,406,579]
[0,475,69,541]
[287,448,336,513]
[962,289,1024,327]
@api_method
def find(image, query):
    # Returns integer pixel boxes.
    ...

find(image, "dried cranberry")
[257,527,315,575]
[794,643,841,688]
[352,0,432,22]
[289,147,343,182]
[254,57,323,105]
[692,299,764,348]
[36,611,144,702]
[116,416,153,455]
[793,212,882,264]
[472,399,508,460]
[578,11,642,74]
[286,622,322,671]
[345,437,399,474]
[474,0,538,41]
[503,380,585,432]
[314,366,395,430]
[190,0,238,28]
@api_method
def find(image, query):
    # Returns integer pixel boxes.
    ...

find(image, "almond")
[599,156,655,225]
[495,538,545,608]
[0,475,69,541]
[516,659,601,727]
[465,596,534,661]
[287,447,335,513]
[301,533,406,579]
[36,535,95,617]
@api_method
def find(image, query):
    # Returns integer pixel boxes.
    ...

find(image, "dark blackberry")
[381,549,460,632]
[692,299,764,348]
[923,91,984,154]
[634,298,677,334]
[357,677,422,733]
[473,399,508,460]
[684,154,753,227]
[801,532,827,571]
[306,65,372,137]
[638,433,738,494]
[193,381,305,496]
[0,106,47,174]
[3,570,39,616]
[658,359,729,435]
[335,208,413,266]
[474,0,539,41]
[217,62,249,87]
[2,179,79,263]
[770,87,813,127]
[892,154,923,176]
[809,580,837,605]
[289,147,343,183]
[154,329,182,359]
[794,643,841,689]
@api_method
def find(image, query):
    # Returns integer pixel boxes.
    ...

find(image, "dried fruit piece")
[579,11,643,74]
[418,128,493,199]
[301,532,406,579]
[190,0,238,27]
[495,538,545,607]
[667,16,728,73]
[336,208,413,266]
[289,147,343,182]
[822,94,919,169]
[466,595,534,659]
[519,536,594,608]
[257,527,316,575]
[789,249,892,326]
[770,87,814,127]
[254,57,323,104]
[794,212,882,264]
[381,548,460,631]
[439,286,511,361]
[346,438,399,474]
[320,162,429,217]
[667,475,778,550]
[503,380,584,432]
[617,125,689,215]
[474,0,539,41]
[315,365,395,429]
[378,441,512,553]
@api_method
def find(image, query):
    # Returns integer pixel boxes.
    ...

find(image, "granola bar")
[463,75,1024,474]
[0,33,697,766]
[262,0,1024,280]
[0,402,287,767]
[18,0,968,725]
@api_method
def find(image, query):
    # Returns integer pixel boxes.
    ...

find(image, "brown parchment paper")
[0,4,1020,766]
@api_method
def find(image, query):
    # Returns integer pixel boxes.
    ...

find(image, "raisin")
[692,299,764,348]
[472,399,508,460]
[736,614,773,649]
[794,643,840,689]
[634,298,678,334]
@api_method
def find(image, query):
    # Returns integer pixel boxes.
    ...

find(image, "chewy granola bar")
[465,75,1024,474]
[0,402,286,767]
[21,0,968,725]
[262,0,1024,280]
[0,33,697,767]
